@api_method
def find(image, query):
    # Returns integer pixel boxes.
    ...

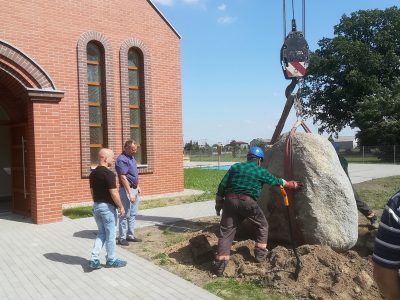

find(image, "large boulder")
[259,132,358,251]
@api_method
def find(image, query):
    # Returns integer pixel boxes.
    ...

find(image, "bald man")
[88,148,127,269]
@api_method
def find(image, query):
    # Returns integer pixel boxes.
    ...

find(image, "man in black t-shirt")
[88,148,127,269]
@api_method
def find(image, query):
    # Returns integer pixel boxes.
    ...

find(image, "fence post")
[395,145,396,164]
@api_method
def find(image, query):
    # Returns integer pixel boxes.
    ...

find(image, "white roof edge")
[147,0,181,39]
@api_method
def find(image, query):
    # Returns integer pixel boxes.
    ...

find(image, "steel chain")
[293,88,304,119]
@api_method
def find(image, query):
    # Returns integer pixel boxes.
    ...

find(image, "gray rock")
[259,132,358,251]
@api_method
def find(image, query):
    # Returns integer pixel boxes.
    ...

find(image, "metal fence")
[338,145,399,164]
[183,149,247,163]
[183,145,400,164]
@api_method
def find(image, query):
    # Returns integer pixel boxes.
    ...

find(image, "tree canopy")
[303,6,400,145]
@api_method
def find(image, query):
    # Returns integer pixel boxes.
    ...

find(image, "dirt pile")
[226,243,379,299]
[166,224,381,300]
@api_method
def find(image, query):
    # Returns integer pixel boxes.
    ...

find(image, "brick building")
[0,0,183,224]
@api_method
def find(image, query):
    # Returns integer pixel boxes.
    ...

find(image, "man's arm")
[216,171,229,197]
[120,174,135,203]
[261,169,302,189]
[109,188,125,217]
[215,172,230,216]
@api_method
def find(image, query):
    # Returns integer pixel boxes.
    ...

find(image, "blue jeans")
[118,187,140,240]
[90,202,117,263]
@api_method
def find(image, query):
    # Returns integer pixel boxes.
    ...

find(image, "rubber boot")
[254,247,268,262]
[211,259,227,277]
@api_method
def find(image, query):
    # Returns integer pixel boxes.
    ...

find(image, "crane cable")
[273,0,311,281]
[283,0,306,39]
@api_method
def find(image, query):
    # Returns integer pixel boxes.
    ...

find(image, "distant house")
[250,138,271,148]
[227,140,249,150]
[333,136,357,151]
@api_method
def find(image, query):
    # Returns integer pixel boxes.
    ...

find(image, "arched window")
[128,48,144,163]
[87,42,107,167]
[120,39,153,173]
[77,32,115,177]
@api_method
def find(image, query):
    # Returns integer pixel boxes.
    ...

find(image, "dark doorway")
[10,124,30,215]
[0,116,12,213]
[0,86,30,216]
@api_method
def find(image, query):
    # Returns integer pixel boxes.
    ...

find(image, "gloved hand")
[215,195,224,216]
[285,181,303,189]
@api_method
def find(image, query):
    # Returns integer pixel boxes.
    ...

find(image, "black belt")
[225,193,255,202]
[130,183,137,189]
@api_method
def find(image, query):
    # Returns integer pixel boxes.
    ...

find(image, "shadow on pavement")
[73,230,97,239]
[0,212,33,223]
[43,253,94,273]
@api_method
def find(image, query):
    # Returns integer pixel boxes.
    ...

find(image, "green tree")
[303,7,400,145]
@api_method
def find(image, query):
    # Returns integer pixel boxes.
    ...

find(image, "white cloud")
[183,0,201,4]
[217,16,236,24]
[152,0,207,8]
[152,0,174,6]
[217,4,227,11]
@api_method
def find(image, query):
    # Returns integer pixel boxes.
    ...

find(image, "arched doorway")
[0,85,29,214]
[0,40,64,221]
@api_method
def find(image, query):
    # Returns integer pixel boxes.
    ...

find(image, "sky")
[151,0,399,145]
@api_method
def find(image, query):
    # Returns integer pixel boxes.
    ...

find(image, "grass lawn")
[63,168,227,219]
[353,175,400,211]
[204,278,291,300]
[63,167,399,219]
[344,155,382,164]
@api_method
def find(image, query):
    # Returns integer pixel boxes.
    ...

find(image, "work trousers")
[352,185,373,217]
[217,195,268,256]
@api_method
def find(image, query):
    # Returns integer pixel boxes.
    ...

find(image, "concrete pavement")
[0,201,219,300]
[348,163,400,184]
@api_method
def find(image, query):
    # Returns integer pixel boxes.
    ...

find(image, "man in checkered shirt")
[212,146,302,277]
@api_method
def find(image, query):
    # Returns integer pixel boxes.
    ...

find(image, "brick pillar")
[29,101,63,224]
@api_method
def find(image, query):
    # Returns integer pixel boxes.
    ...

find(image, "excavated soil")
[126,216,382,300]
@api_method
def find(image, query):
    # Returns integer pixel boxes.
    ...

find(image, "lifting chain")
[293,87,304,120]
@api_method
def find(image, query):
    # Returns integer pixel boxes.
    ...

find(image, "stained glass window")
[130,109,140,125]
[128,49,139,67]
[87,42,106,167]
[88,85,101,103]
[129,89,140,106]
[128,70,139,86]
[89,106,102,124]
[128,48,145,164]
[87,43,100,61]
[130,127,141,144]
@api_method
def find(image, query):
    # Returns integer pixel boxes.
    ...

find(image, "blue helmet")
[248,146,265,161]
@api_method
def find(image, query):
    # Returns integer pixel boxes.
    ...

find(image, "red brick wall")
[0,0,183,223]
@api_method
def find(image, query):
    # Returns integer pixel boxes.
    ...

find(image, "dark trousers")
[217,196,268,256]
[352,185,373,217]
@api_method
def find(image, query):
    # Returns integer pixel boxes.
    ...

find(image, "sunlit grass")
[63,168,227,218]
[63,206,92,219]
[353,175,400,211]
[204,278,292,300]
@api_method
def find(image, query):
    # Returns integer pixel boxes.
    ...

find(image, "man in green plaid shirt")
[212,146,302,277]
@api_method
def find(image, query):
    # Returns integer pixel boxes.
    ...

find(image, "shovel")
[279,185,302,280]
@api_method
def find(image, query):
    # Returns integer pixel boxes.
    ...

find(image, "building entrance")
[0,123,11,213]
